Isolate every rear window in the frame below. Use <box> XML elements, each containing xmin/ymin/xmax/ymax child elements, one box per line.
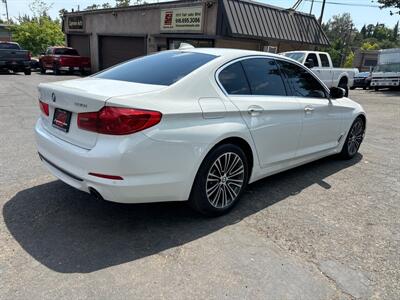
<box><xmin>94</xmin><ymin>51</ymin><xmax>217</xmax><ymax>86</ymax></box>
<box><xmin>54</xmin><ymin>48</ymin><xmax>79</xmax><ymax>56</ymax></box>
<box><xmin>0</xmin><ymin>43</ymin><xmax>20</xmax><ymax>50</ymax></box>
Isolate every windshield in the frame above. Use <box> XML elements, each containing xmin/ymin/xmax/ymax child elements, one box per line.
<box><xmin>283</xmin><ymin>52</ymin><xmax>306</xmax><ymax>63</ymax></box>
<box><xmin>0</xmin><ymin>43</ymin><xmax>20</xmax><ymax>50</ymax></box>
<box><xmin>95</xmin><ymin>51</ymin><xmax>217</xmax><ymax>86</ymax></box>
<box><xmin>54</xmin><ymin>48</ymin><xmax>79</xmax><ymax>56</ymax></box>
<box><xmin>374</xmin><ymin>63</ymin><xmax>400</xmax><ymax>73</ymax></box>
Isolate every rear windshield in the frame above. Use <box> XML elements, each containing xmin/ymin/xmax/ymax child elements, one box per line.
<box><xmin>94</xmin><ymin>51</ymin><xmax>217</xmax><ymax>86</ymax></box>
<box><xmin>0</xmin><ymin>43</ymin><xmax>20</xmax><ymax>50</ymax></box>
<box><xmin>54</xmin><ymin>48</ymin><xmax>79</xmax><ymax>56</ymax></box>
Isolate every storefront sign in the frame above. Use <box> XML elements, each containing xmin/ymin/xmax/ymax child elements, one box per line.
<box><xmin>68</xmin><ymin>16</ymin><xmax>84</xmax><ymax>30</ymax></box>
<box><xmin>160</xmin><ymin>6</ymin><xmax>203</xmax><ymax>32</ymax></box>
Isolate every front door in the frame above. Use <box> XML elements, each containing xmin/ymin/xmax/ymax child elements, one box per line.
<box><xmin>277</xmin><ymin>59</ymin><xmax>342</xmax><ymax>157</ymax></box>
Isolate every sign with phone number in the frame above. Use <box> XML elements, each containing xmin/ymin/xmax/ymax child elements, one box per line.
<box><xmin>160</xmin><ymin>6</ymin><xmax>203</xmax><ymax>32</ymax></box>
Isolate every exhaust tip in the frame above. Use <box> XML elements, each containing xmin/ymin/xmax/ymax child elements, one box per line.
<box><xmin>89</xmin><ymin>187</ymin><xmax>104</xmax><ymax>201</ymax></box>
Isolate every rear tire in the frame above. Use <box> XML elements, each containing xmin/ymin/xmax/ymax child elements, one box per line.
<box><xmin>24</xmin><ymin>69</ymin><xmax>31</xmax><ymax>75</ymax></box>
<box><xmin>340</xmin><ymin>117</ymin><xmax>365</xmax><ymax>160</ymax></box>
<box><xmin>189</xmin><ymin>144</ymin><xmax>249</xmax><ymax>216</ymax></box>
<box><xmin>374</xmin><ymin>87</ymin><xmax>380</xmax><ymax>91</ymax></box>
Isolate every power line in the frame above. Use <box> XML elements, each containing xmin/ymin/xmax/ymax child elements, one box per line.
<box><xmin>303</xmin><ymin>0</ymin><xmax>380</xmax><ymax>8</ymax></box>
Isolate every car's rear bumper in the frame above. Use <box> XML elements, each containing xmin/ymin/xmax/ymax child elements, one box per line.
<box><xmin>35</xmin><ymin>118</ymin><xmax>198</xmax><ymax>203</ymax></box>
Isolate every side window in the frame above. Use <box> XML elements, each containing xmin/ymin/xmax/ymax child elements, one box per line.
<box><xmin>219</xmin><ymin>62</ymin><xmax>251</xmax><ymax>95</ymax></box>
<box><xmin>306</xmin><ymin>53</ymin><xmax>319</xmax><ymax>67</ymax></box>
<box><xmin>46</xmin><ymin>48</ymin><xmax>52</xmax><ymax>55</ymax></box>
<box><xmin>277</xmin><ymin>60</ymin><xmax>327</xmax><ymax>98</ymax></box>
<box><xmin>241</xmin><ymin>58</ymin><xmax>287</xmax><ymax>96</ymax></box>
<box><xmin>319</xmin><ymin>54</ymin><xmax>330</xmax><ymax>67</ymax></box>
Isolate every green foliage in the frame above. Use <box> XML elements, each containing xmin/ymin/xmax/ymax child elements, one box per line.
<box><xmin>10</xmin><ymin>17</ymin><xmax>65</xmax><ymax>55</ymax></box>
<box><xmin>360</xmin><ymin>41</ymin><xmax>380</xmax><ymax>50</ymax></box>
<box><xmin>344</xmin><ymin>52</ymin><xmax>354</xmax><ymax>68</ymax></box>
<box><xmin>377</xmin><ymin>0</ymin><xmax>400</xmax><ymax>15</ymax></box>
<box><xmin>115</xmin><ymin>0</ymin><xmax>131</xmax><ymax>7</ymax></box>
<box><xmin>85</xmin><ymin>4</ymin><xmax>101</xmax><ymax>10</ymax></box>
<box><xmin>322</xmin><ymin>13</ymin><xmax>400</xmax><ymax>67</ymax></box>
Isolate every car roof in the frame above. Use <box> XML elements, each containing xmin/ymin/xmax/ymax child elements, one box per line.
<box><xmin>183</xmin><ymin>47</ymin><xmax>285</xmax><ymax>60</ymax></box>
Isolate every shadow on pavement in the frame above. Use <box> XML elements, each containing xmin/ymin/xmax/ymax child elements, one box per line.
<box><xmin>3</xmin><ymin>154</ymin><xmax>362</xmax><ymax>273</ymax></box>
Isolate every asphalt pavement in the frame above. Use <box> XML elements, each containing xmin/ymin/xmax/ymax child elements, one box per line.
<box><xmin>0</xmin><ymin>72</ymin><xmax>399</xmax><ymax>299</ymax></box>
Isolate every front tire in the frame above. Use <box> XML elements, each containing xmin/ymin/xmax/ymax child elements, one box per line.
<box><xmin>340</xmin><ymin>117</ymin><xmax>365</xmax><ymax>160</ymax></box>
<box><xmin>189</xmin><ymin>144</ymin><xmax>249</xmax><ymax>216</ymax></box>
<box><xmin>24</xmin><ymin>69</ymin><xmax>31</xmax><ymax>75</ymax></box>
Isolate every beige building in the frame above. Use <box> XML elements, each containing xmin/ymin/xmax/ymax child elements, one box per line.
<box><xmin>63</xmin><ymin>0</ymin><xmax>329</xmax><ymax>72</ymax></box>
<box><xmin>353</xmin><ymin>49</ymin><xmax>379</xmax><ymax>72</ymax></box>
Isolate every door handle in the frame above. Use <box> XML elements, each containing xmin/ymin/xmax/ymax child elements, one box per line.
<box><xmin>247</xmin><ymin>105</ymin><xmax>264</xmax><ymax>115</ymax></box>
<box><xmin>304</xmin><ymin>106</ymin><xmax>315</xmax><ymax>113</ymax></box>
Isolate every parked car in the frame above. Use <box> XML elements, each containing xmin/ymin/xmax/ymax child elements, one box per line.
<box><xmin>35</xmin><ymin>48</ymin><xmax>366</xmax><ymax>216</ymax></box>
<box><xmin>351</xmin><ymin>72</ymin><xmax>372</xmax><ymax>90</ymax></box>
<box><xmin>39</xmin><ymin>47</ymin><xmax>91</xmax><ymax>75</ymax></box>
<box><xmin>370</xmin><ymin>48</ymin><xmax>400</xmax><ymax>90</ymax></box>
<box><xmin>0</xmin><ymin>41</ymin><xmax>31</xmax><ymax>75</ymax></box>
<box><xmin>281</xmin><ymin>51</ymin><xmax>358</xmax><ymax>97</ymax></box>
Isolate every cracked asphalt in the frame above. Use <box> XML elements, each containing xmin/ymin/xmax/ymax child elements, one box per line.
<box><xmin>0</xmin><ymin>73</ymin><xmax>399</xmax><ymax>299</ymax></box>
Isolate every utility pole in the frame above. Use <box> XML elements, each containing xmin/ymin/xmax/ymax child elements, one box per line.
<box><xmin>318</xmin><ymin>0</ymin><xmax>326</xmax><ymax>24</ymax></box>
<box><xmin>309</xmin><ymin>0</ymin><xmax>315</xmax><ymax>15</ymax></box>
<box><xmin>2</xmin><ymin>0</ymin><xmax>9</xmax><ymax>23</ymax></box>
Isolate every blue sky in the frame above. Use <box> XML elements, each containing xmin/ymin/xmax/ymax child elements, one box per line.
<box><xmin>1</xmin><ymin>0</ymin><xmax>398</xmax><ymax>30</ymax></box>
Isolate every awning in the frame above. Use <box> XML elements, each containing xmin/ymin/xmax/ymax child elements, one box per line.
<box><xmin>220</xmin><ymin>0</ymin><xmax>330</xmax><ymax>46</ymax></box>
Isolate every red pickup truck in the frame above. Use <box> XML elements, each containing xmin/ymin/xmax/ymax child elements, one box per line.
<box><xmin>39</xmin><ymin>47</ymin><xmax>91</xmax><ymax>75</ymax></box>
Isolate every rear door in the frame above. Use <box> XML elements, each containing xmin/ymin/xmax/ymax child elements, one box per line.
<box><xmin>218</xmin><ymin>57</ymin><xmax>303</xmax><ymax>168</ymax></box>
<box><xmin>277</xmin><ymin>59</ymin><xmax>342</xmax><ymax>156</ymax></box>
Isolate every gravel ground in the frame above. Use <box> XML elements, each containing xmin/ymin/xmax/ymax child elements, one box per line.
<box><xmin>0</xmin><ymin>72</ymin><xmax>399</xmax><ymax>299</ymax></box>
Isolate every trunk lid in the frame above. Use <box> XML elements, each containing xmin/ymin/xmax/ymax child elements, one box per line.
<box><xmin>38</xmin><ymin>78</ymin><xmax>166</xmax><ymax>149</ymax></box>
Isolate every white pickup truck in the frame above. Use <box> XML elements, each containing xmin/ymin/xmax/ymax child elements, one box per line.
<box><xmin>281</xmin><ymin>51</ymin><xmax>358</xmax><ymax>96</ymax></box>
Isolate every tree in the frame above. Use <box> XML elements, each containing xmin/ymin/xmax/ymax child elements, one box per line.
<box><xmin>28</xmin><ymin>0</ymin><xmax>53</xmax><ymax>19</ymax></box>
<box><xmin>376</xmin><ymin>0</ymin><xmax>400</xmax><ymax>15</ymax></box>
<box><xmin>102</xmin><ymin>3</ymin><xmax>112</xmax><ymax>9</ymax></box>
<box><xmin>11</xmin><ymin>17</ymin><xmax>65</xmax><ymax>55</ymax></box>
<box><xmin>343</xmin><ymin>51</ymin><xmax>354</xmax><ymax>68</ymax></box>
<box><xmin>115</xmin><ymin>0</ymin><xmax>130</xmax><ymax>7</ymax></box>
<box><xmin>393</xmin><ymin>21</ymin><xmax>399</xmax><ymax>41</ymax></box>
<box><xmin>85</xmin><ymin>4</ymin><xmax>100</xmax><ymax>10</ymax></box>
<box><xmin>59</xmin><ymin>8</ymin><xmax>68</xmax><ymax>18</ymax></box>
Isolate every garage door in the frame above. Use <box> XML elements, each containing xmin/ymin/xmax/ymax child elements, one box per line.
<box><xmin>99</xmin><ymin>36</ymin><xmax>146</xmax><ymax>70</ymax></box>
<box><xmin>67</xmin><ymin>34</ymin><xmax>90</xmax><ymax>57</ymax></box>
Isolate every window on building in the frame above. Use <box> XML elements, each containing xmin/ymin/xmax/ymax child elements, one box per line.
<box><xmin>95</xmin><ymin>51</ymin><xmax>217</xmax><ymax>86</ymax></box>
<box><xmin>277</xmin><ymin>60</ymin><xmax>327</xmax><ymax>98</ymax></box>
<box><xmin>363</xmin><ymin>59</ymin><xmax>377</xmax><ymax>67</ymax></box>
<box><xmin>218</xmin><ymin>62</ymin><xmax>251</xmax><ymax>95</ymax></box>
<box><xmin>319</xmin><ymin>54</ymin><xmax>330</xmax><ymax>67</ymax></box>
<box><xmin>241</xmin><ymin>58</ymin><xmax>287</xmax><ymax>96</ymax></box>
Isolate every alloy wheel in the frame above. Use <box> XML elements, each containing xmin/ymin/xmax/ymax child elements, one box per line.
<box><xmin>347</xmin><ymin>119</ymin><xmax>364</xmax><ymax>156</ymax></box>
<box><xmin>206</xmin><ymin>152</ymin><xmax>245</xmax><ymax>208</ymax></box>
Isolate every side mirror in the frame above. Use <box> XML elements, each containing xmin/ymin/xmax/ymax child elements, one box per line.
<box><xmin>330</xmin><ymin>87</ymin><xmax>345</xmax><ymax>99</ymax></box>
<box><xmin>304</xmin><ymin>59</ymin><xmax>315</xmax><ymax>68</ymax></box>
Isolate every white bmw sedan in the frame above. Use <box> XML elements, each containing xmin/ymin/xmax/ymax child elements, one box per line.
<box><xmin>35</xmin><ymin>48</ymin><xmax>366</xmax><ymax>216</ymax></box>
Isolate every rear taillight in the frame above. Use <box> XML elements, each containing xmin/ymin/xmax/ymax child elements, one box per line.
<box><xmin>28</xmin><ymin>51</ymin><xmax>31</xmax><ymax>60</ymax></box>
<box><xmin>39</xmin><ymin>100</ymin><xmax>49</xmax><ymax>116</ymax></box>
<box><xmin>77</xmin><ymin>106</ymin><xmax>162</xmax><ymax>135</ymax></box>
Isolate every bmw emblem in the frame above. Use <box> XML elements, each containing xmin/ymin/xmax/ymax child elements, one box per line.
<box><xmin>52</xmin><ymin>93</ymin><xmax>56</xmax><ymax>102</ymax></box>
